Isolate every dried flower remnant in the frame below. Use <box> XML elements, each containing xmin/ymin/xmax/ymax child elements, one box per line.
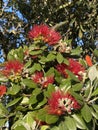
<box><xmin>47</xmin><ymin>90</ymin><xmax>81</xmax><ymax>115</ymax></box>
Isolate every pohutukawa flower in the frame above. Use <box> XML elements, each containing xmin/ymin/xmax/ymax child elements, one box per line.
<box><xmin>2</xmin><ymin>60</ymin><xmax>24</xmax><ymax>77</ymax></box>
<box><xmin>28</xmin><ymin>24</ymin><xmax>61</xmax><ymax>45</ymax></box>
<box><xmin>56</xmin><ymin>58</ymin><xmax>85</xmax><ymax>80</ymax></box>
<box><xmin>32</xmin><ymin>71</ymin><xmax>43</xmax><ymax>84</ymax></box>
<box><xmin>47</xmin><ymin>90</ymin><xmax>81</xmax><ymax>115</ymax></box>
<box><xmin>0</xmin><ymin>85</ymin><xmax>7</xmax><ymax>97</ymax></box>
<box><xmin>32</xmin><ymin>71</ymin><xmax>54</xmax><ymax>88</ymax></box>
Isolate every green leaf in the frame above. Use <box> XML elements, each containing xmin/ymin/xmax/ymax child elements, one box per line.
<box><xmin>29</xmin><ymin>50</ymin><xmax>42</xmax><ymax>55</ymax></box>
<box><xmin>64</xmin><ymin>116</ymin><xmax>76</xmax><ymax>130</ymax></box>
<box><xmin>22</xmin><ymin>79</ymin><xmax>37</xmax><ymax>88</ymax></box>
<box><xmin>60</xmin><ymin>78</ymin><xmax>71</xmax><ymax>91</ymax></box>
<box><xmin>7</xmin><ymin>85</ymin><xmax>20</xmax><ymax>95</ymax></box>
<box><xmin>23</xmin><ymin>112</ymin><xmax>34</xmax><ymax>126</ymax></box>
<box><xmin>21</xmin><ymin>97</ymin><xmax>29</xmax><ymax>105</ymax></box>
<box><xmin>56</xmin><ymin>53</ymin><xmax>64</xmax><ymax>63</ymax></box>
<box><xmin>37</xmin><ymin>108</ymin><xmax>47</xmax><ymax>121</ymax></box>
<box><xmin>6</xmin><ymin>97</ymin><xmax>22</xmax><ymax>108</ymax></box>
<box><xmin>63</xmin><ymin>58</ymin><xmax>69</xmax><ymax>65</ymax></box>
<box><xmin>7</xmin><ymin>49</ymin><xmax>16</xmax><ymax>60</ymax></box>
<box><xmin>58</xmin><ymin>120</ymin><xmax>68</xmax><ymax>130</ymax></box>
<box><xmin>47</xmin><ymin>53</ymin><xmax>56</xmax><ymax>61</ymax></box>
<box><xmin>14</xmin><ymin>125</ymin><xmax>27</xmax><ymax>130</ymax></box>
<box><xmin>36</xmin><ymin>97</ymin><xmax>47</xmax><ymax>108</ymax></box>
<box><xmin>7</xmin><ymin>47</ymin><xmax>24</xmax><ymax>62</ymax></box>
<box><xmin>17</xmin><ymin>47</ymin><xmax>24</xmax><ymax>61</ymax></box>
<box><xmin>39</xmin><ymin>56</ymin><xmax>48</xmax><ymax>64</ymax></box>
<box><xmin>66</xmin><ymin>70</ymin><xmax>80</xmax><ymax>82</ymax></box>
<box><xmin>90</xmin><ymin>107</ymin><xmax>98</xmax><ymax>119</ymax></box>
<box><xmin>29</xmin><ymin>63</ymin><xmax>42</xmax><ymax>73</ymax></box>
<box><xmin>41</xmin><ymin>125</ymin><xmax>49</xmax><ymax>130</ymax></box>
<box><xmin>91</xmin><ymin>87</ymin><xmax>98</xmax><ymax>97</ymax></box>
<box><xmin>81</xmin><ymin>104</ymin><xmax>92</xmax><ymax>122</ymax></box>
<box><xmin>79</xmin><ymin>29</ymin><xmax>83</xmax><ymax>38</ymax></box>
<box><xmin>71</xmin><ymin>47</ymin><xmax>82</xmax><ymax>56</ymax></box>
<box><xmin>92</xmin><ymin>104</ymin><xmax>98</xmax><ymax>113</ymax></box>
<box><xmin>0</xmin><ymin>103</ymin><xmax>9</xmax><ymax>115</ymax></box>
<box><xmin>44</xmin><ymin>84</ymin><xmax>55</xmax><ymax>98</ymax></box>
<box><xmin>93</xmin><ymin>49</ymin><xmax>98</xmax><ymax>57</ymax></box>
<box><xmin>72</xmin><ymin>114</ymin><xmax>87</xmax><ymax>129</ymax></box>
<box><xmin>24</xmin><ymin>60</ymin><xmax>32</xmax><ymax>68</ymax></box>
<box><xmin>0</xmin><ymin>119</ymin><xmax>7</xmax><ymax>127</ymax></box>
<box><xmin>45</xmin><ymin>114</ymin><xmax>58</xmax><ymax>124</ymax></box>
<box><xmin>45</xmin><ymin>67</ymin><xmax>54</xmax><ymax>76</ymax></box>
<box><xmin>79</xmin><ymin>58</ymin><xmax>87</xmax><ymax>68</ymax></box>
<box><xmin>69</xmin><ymin>91</ymin><xmax>83</xmax><ymax>104</ymax></box>
<box><xmin>50</xmin><ymin>126</ymin><xmax>59</xmax><ymax>130</ymax></box>
<box><xmin>72</xmin><ymin>83</ymin><xmax>83</xmax><ymax>91</ymax></box>
<box><xmin>29</xmin><ymin>88</ymin><xmax>41</xmax><ymax>105</ymax></box>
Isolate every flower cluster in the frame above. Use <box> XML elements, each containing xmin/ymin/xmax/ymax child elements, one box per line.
<box><xmin>28</xmin><ymin>24</ymin><xmax>61</xmax><ymax>45</ymax></box>
<box><xmin>32</xmin><ymin>71</ymin><xmax>54</xmax><ymax>88</ymax></box>
<box><xmin>47</xmin><ymin>90</ymin><xmax>81</xmax><ymax>115</ymax></box>
<box><xmin>2</xmin><ymin>60</ymin><xmax>23</xmax><ymax>77</ymax></box>
<box><xmin>56</xmin><ymin>58</ymin><xmax>85</xmax><ymax>80</ymax></box>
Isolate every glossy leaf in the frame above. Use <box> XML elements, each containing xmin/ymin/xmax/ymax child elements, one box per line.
<box><xmin>72</xmin><ymin>114</ymin><xmax>87</xmax><ymax>129</ymax></box>
<box><xmin>72</xmin><ymin>83</ymin><xmax>83</xmax><ymax>91</ymax></box>
<box><xmin>22</xmin><ymin>79</ymin><xmax>37</xmax><ymax>88</ymax></box>
<box><xmin>6</xmin><ymin>97</ymin><xmax>22</xmax><ymax>108</ymax></box>
<box><xmin>56</xmin><ymin>52</ymin><xmax>64</xmax><ymax>63</ymax></box>
<box><xmin>14</xmin><ymin>125</ymin><xmax>27</xmax><ymax>130</ymax></box>
<box><xmin>45</xmin><ymin>114</ymin><xmax>59</xmax><ymax>124</ymax></box>
<box><xmin>0</xmin><ymin>103</ymin><xmax>9</xmax><ymax>115</ymax></box>
<box><xmin>64</xmin><ymin>116</ymin><xmax>76</xmax><ymax>130</ymax></box>
<box><xmin>23</xmin><ymin>112</ymin><xmax>34</xmax><ymax>126</ymax></box>
<box><xmin>81</xmin><ymin>104</ymin><xmax>92</xmax><ymax>123</ymax></box>
<box><xmin>47</xmin><ymin>53</ymin><xmax>56</xmax><ymax>61</ymax></box>
<box><xmin>0</xmin><ymin>119</ymin><xmax>7</xmax><ymax>127</ymax></box>
<box><xmin>41</xmin><ymin>125</ymin><xmax>49</xmax><ymax>130</ymax></box>
<box><xmin>29</xmin><ymin>50</ymin><xmax>42</xmax><ymax>55</ymax></box>
<box><xmin>92</xmin><ymin>104</ymin><xmax>98</xmax><ymax>113</ymax></box>
<box><xmin>7</xmin><ymin>85</ymin><xmax>20</xmax><ymax>95</ymax></box>
<box><xmin>91</xmin><ymin>87</ymin><xmax>98</xmax><ymax>97</ymax></box>
<box><xmin>90</xmin><ymin>107</ymin><xmax>98</xmax><ymax>119</ymax></box>
<box><xmin>66</xmin><ymin>70</ymin><xmax>80</xmax><ymax>82</ymax></box>
<box><xmin>24</xmin><ymin>60</ymin><xmax>32</xmax><ymax>68</ymax></box>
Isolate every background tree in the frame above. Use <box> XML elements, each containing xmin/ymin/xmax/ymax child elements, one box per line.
<box><xmin>0</xmin><ymin>0</ymin><xmax>98</xmax><ymax>60</ymax></box>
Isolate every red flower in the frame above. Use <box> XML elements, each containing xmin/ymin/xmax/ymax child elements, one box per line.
<box><xmin>28</xmin><ymin>24</ymin><xmax>49</xmax><ymax>39</ymax></box>
<box><xmin>56</xmin><ymin>59</ymin><xmax>85</xmax><ymax>80</ymax></box>
<box><xmin>0</xmin><ymin>85</ymin><xmax>6</xmax><ymax>96</ymax></box>
<box><xmin>47</xmin><ymin>90</ymin><xmax>81</xmax><ymax>115</ymax></box>
<box><xmin>32</xmin><ymin>71</ymin><xmax>43</xmax><ymax>84</ymax></box>
<box><xmin>42</xmin><ymin>76</ymin><xmax>54</xmax><ymax>88</ymax></box>
<box><xmin>32</xmin><ymin>71</ymin><xmax>54</xmax><ymax>88</ymax></box>
<box><xmin>2</xmin><ymin>60</ymin><xmax>23</xmax><ymax>77</ymax></box>
<box><xmin>28</xmin><ymin>24</ymin><xmax>61</xmax><ymax>45</ymax></box>
<box><xmin>46</xmin><ymin>30</ymin><xmax>61</xmax><ymax>45</ymax></box>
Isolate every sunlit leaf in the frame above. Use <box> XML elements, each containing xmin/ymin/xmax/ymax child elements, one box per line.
<box><xmin>81</xmin><ymin>104</ymin><xmax>92</xmax><ymax>122</ymax></box>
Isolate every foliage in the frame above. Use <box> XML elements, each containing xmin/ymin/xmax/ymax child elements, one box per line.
<box><xmin>0</xmin><ymin>24</ymin><xmax>98</xmax><ymax>130</ymax></box>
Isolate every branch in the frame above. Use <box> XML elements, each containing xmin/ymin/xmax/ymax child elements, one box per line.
<box><xmin>52</xmin><ymin>21</ymin><xmax>68</xmax><ymax>30</ymax></box>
